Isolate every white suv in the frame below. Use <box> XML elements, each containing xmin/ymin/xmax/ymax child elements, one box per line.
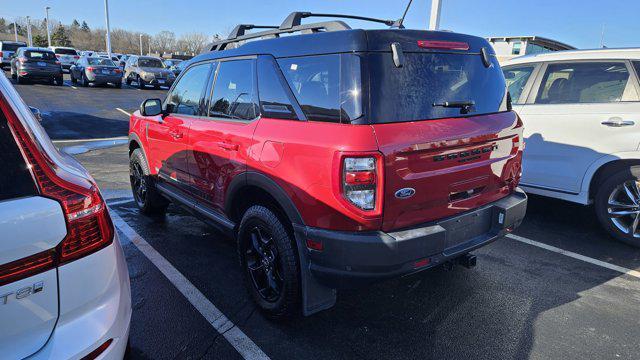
<box><xmin>48</xmin><ymin>46</ymin><xmax>80</xmax><ymax>71</ymax></box>
<box><xmin>503</xmin><ymin>48</ymin><xmax>640</xmax><ymax>246</ymax></box>
<box><xmin>0</xmin><ymin>71</ymin><xmax>131</xmax><ymax>357</ymax></box>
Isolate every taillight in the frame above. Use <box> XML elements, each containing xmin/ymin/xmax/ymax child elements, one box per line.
<box><xmin>55</xmin><ymin>61</ymin><xmax>61</xmax><ymax>65</ymax></box>
<box><xmin>0</xmin><ymin>250</ymin><xmax>56</xmax><ymax>286</ymax></box>
<box><xmin>0</xmin><ymin>94</ymin><xmax>113</xmax><ymax>274</ymax></box>
<box><xmin>86</xmin><ymin>66</ymin><xmax>97</xmax><ymax>72</ymax></box>
<box><xmin>114</xmin><ymin>69</ymin><xmax>122</xmax><ymax>74</ymax></box>
<box><xmin>73</xmin><ymin>55</ymin><xmax>80</xmax><ymax>59</ymax></box>
<box><xmin>0</xmin><ymin>51</ymin><xmax>3</xmax><ymax>58</ymax></box>
<box><xmin>338</xmin><ymin>154</ymin><xmax>384</xmax><ymax>215</ymax></box>
<box><xmin>417</xmin><ymin>40</ymin><xmax>470</xmax><ymax>50</ymax></box>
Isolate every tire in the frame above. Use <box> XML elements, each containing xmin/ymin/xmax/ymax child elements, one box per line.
<box><xmin>137</xmin><ymin>75</ymin><xmax>145</xmax><ymax>89</ymax></box>
<box><xmin>10</xmin><ymin>68</ymin><xmax>16</xmax><ymax>80</ymax></box>
<box><xmin>595</xmin><ymin>166</ymin><xmax>640</xmax><ymax>247</ymax></box>
<box><xmin>129</xmin><ymin>149</ymin><xmax>168</xmax><ymax>215</ymax></box>
<box><xmin>125</xmin><ymin>76</ymin><xmax>132</xmax><ymax>85</ymax></box>
<box><xmin>115</xmin><ymin>81</ymin><xmax>122</xmax><ymax>89</ymax></box>
<box><xmin>80</xmin><ymin>73</ymin><xmax>89</xmax><ymax>87</ymax></box>
<box><xmin>55</xmin><ymin>76</ymin><xmax>63</xmax><ymax>86</ymax></box>
<box><xmin>238</xmin><ymin>205</ymin><xmax>300</xmax><ymax>319</ymax></box>
<box><xmin>154</xmin><ymin>85</ymin><xmax>160</xmax><ymax>90</ymax></box>
<box><xmin>15</xmin><ymin>74</ymin><xmax>25</xmax><ymax>84</ymax></box>
<box><xmin>70</xmin><ymin>72</ymin><xmax>77</xmax><ymax>84</ymax></box>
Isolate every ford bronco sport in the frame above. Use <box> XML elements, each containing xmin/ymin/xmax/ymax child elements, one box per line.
<box><xmin>128</xmin><ymin>12</ymin><xmax>527</xmax><ymax>318</ymax></box>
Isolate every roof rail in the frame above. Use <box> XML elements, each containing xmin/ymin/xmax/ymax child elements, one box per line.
<box><xmin>209</xmin><ymin>20</ymin><xmax>351</xmax><ymax>51</ymax></box>
<box><xmin>280</xmin><ymin>12</ymin><xmax>403</xmax><ymax>29</ymax></box>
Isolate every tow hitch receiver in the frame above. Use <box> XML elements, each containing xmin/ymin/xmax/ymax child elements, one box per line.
<box><xmin>443</xmin><ymin>253</ymin><xmax>477</xmax><ymax>270</ymax></box>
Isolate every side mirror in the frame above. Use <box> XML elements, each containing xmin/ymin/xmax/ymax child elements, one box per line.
<box><xmin>29</xmin><ymin>106</ymin><xmax>43</xmax><ymax>122</ymax></box>
<box><xmin>140</xmin><ymin>98</ymin><xmax>163</xmax><ymax>117</ymax></box>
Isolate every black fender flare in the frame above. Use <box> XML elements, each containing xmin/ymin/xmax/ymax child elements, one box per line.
<box><xmin>225</xmin><ymin>171</ymin><xmax>305</xmax><ymax>226</ymax></box>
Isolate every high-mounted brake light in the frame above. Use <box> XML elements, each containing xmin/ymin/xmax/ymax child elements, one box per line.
<box><xmin>0</xmin><ymin>93</ymin><xmax>114</xmax><ymax>282</ymax></box>
<box><xmin>417</xmin><ymin>40</ymin><xmax>470</xmax><ymax>51</ymax></box>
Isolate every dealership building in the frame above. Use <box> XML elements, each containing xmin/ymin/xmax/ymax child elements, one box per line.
<box><xmin>486</xmin><ymin>35</ymin><xmax>575</xmax><ymax>63</ymax></box>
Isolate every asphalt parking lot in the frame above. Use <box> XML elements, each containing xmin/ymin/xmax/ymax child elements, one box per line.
<box><xmin>6</xmin><ymin>71</ymin><xmax>640</xmax><ymax>359</ymax></box>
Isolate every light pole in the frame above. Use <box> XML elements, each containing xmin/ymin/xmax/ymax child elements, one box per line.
<box><xmin>26</xmin><ymin>16</ymin><xmax>32</xmax><ymax>47</ymax></box>
<box><xmin>139</xmin><ymin>34</ymin><xmax>143</xmax><ymax>55</ymax></box>
<box><xmin>104</xmin><ymin>0</ymin><xmax>112</xmax><ymax>58</ymax></box>
<box><xmin>13</xmin><ymin>20</ymin><xmax>18</xmax><ymax>42</ymax></box>
<box><xmin>429</xmin><ymin>0</ymin><xmax>442</xmax><ymax>30</ymax></box>
<box><xmin>148</xmin><ymin>38</ymin><xmax>151</xmax><ymax>55</ymax></box>
<box><xmin>45</xmin><ymin>6</ymin><xmax>52</xmax><ymax>46</ymax></box>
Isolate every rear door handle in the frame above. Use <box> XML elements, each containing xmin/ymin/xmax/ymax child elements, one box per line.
<box><xmin>216</xmin><ymin>142</ymin><xmax>239</xmax><ymax>151</ymax></box>
<box><xmin>601</xmin><ymin>118</ymin><xmax>635</xmax><ymax>127</ymax></box>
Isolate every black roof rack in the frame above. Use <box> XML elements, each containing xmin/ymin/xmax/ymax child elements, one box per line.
<box><xmin>209</xmin><ymin>11</ymin><xmax>403</xmax><ymax>52</ymax></box>
<box><xmin>279</xmin><ymin>12</ymin><xmax>403</xmax><ymax>30</ymax></box>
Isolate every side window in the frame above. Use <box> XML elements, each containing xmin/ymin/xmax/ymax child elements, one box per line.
<box><xmin>166</xmin><ymin>63</ymin><xmax>212</xmax><ymax>116</ymax></box>
<box><xmin>209</xmin><ymin>59</ymin><xmax>258</xmax><ymax>121</ymax></box>
<box><xmin>277</xmin><ymin>54</ymin><xmax>362</xmax><ymax>123</ymax></box>
<box><xmin>503</xmin><ymin>65</ymin><xmax>535</xmax><ymax>104</ymax></box>
<box><xmin>633</xmin><ymin>61</ymin><xmax>640</xmax><ymax>80</ymax></box>
<box><xmin>535</xmin><ymin>62</ymin><xmax>639</xmax><ymax>104</ymax></box>
<box><xmin>257</xmin><ymin>56</ymin><xmax>298</xmax><ymax>120</ymax></box>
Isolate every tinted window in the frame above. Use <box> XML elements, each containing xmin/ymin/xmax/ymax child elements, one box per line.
<box><xmin>278</xmin><ymin>54</ymin><xmax>362</xmax><ymax>123</ymax></box>
<box><xmin>257</xmin><ymin>57</ymin><xmax>298</xmax><ymax>120</ymax></box>
<box><xmin>25</xmin><ymin>51</ymin><xmax>56</xmax><ymax>61</ymax></box>
<box><xmin>503</xmin><ymin>66</ymin><xmax>535</xmax><ymax>104</ymax></box>
<box><xmin>138</xmin><ymin>58</ymin><xmax>164</xmax><ymax>68</ymax></box>
<box><xmin>54</xmin><ymin>48</ymin><xmax>77</xmax><ymax>55</ymax></box>
<box><xmin>87</xmin><ymin>58</ymin><xmax>115</xmax><ymax>66</ymax></box>
<box><xmin>0</xmin><ymin>110</ymin><xmax>38</xmax><ymax>201</ymax></box>
<box><xmin>166</xmin><ymin>63</ymin><xmax>211</xmax><ymax>116</ymax></box>
<box><xmin>209</xmin><ymin>60</ymin><xmax>258</xmax><ymax>121</ymax></box>
<box><xmin>2</xmin><ymin>43</ymin><xmax>24</xmax><ymax>52</ymax></box>
<box><xmin>368</xmin><ymin>52</ymin><xmax>507</xmax><ymax>123</ymax></box>
<box><xmin>633</xmin><ymin>61</ymin><xmax>640</xmax><ymax>81</ymax></box>
<box><xmin>536</xmin><ymin>62</ymin><xmax>638</xmax><ymax>104</ymax></box>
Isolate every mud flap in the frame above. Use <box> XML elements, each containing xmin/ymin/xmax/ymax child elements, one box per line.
<box><xmin>293</xmin><ymin>225</ymin><xmax>337</xmax><ymax>316</ymax></box>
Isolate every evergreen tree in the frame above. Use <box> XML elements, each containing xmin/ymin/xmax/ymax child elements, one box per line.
<box><xmin>33</xmin><ymin>34</ymin><xmax>47</xmax><ymax>47</ymax></box>
<box><xmin>71</xmin><ymin>19</ymin><xmax>80</xmax><ymax>29</ymax></box>
<box><xmin>52</xmin><ymin>25</ymin><xmax>72</xmax><ymax>46</ymax></box>
<box><xmin>81</xmin><ymin>21</ymin><xmax>90</xmax><ymax>32</ymax></box>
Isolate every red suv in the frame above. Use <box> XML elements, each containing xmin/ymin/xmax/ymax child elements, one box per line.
<box><xmin>128</xmin><ymin>12</ymin><xmax>527</xmax><ymax>318</ymax></box>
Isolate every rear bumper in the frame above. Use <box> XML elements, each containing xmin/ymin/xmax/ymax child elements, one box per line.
<box><xmin>18</xmin><ymin>67</ymin><xmax>62</xmax><ymax>78</ymax></box>
<box><xmin>86</xmin><ymin>73</ymin><xmax>123</xmax><ymax>84</ymax></box>
<box><xmin>298</xmin><ymin>189</ymin><xmax>527</xmax><ymax>288</ymax></box>
<box><xmin>30</xmin><ymin>232</ymin><xmax>132</xmax><ymax>360</ymax></box>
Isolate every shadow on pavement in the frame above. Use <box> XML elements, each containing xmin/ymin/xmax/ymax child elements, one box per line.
<box><xmin>41</xmin><ymin>111</ymin><xmax>128</xmax><ymax>140</ymax></box>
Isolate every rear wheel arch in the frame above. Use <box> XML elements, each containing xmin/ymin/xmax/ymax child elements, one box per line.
<box><xmin>589</xmin><ymin>159</ymin><xmax>640</xmax><ymax>200</ymax></box>
<box><xmin>226</xmin><ymin>172</ymin><xmax>305</xmax><ymax>231</ymax></box>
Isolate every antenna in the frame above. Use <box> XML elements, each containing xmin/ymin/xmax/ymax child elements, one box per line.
<box><xmin>397</xmin><ymin>0</ymin><xmax>414</xmax><ymax>29</ymax></box>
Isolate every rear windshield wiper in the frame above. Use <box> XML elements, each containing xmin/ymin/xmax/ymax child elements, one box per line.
<box><xmin>432</xmin><ymin>100</ymin><xmax>475</xmax><ymax>114</ymax></box>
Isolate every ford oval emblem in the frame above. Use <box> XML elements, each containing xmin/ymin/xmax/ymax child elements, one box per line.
<box><xmin>395</xmin><ymin>188</ymin><xmax>416</xmax><ymax>199</ymax></box>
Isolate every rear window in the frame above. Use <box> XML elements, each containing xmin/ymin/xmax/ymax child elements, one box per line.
<box><xmin>139</xmin><ymin>58</ymin><xmax>164</xmax><ymax>68</ymax></box>
<box><xmin>0</xmin><ymin>110</ymin><xmax>38</xmax><ymax>201</ymax></box>
<box><xmin>2</xmin><ymin>43</ymin><xmax>24</xmax><ymax>52</ymax></box>
<box><xmin>367</xmin><ymin>52</ymin><xmax>507</xmax><ymax>123</ymax></box>
<box><xmin>87</xmin><ymin>58</ymin><xmax>115</xmax><ymax>66</ymax></box>
<box><xmin>25</xmin><ymin>51</ymin><xmax>56</xmax><ymax>61</ymax></box>
<box><xmin>54</xmin><ymin>48</ymin><xmax>77</xmax><ymax>55</ymax></box>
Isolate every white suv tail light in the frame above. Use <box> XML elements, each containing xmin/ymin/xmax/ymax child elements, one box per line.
<box><xmin>0</xmin><ymin>93</ymin><xmax>113</xmax><ymax>285</ymax></box>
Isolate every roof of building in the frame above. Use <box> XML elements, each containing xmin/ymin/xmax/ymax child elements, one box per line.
<box><xmin>486</xmin><ymin>35</ymin><xmax>575</xmax><ymax>50</ymax></box>
<box><xmin>503</xmin><ymin>47</ymin><xmax>640</xmax><ymax>65</ymax></box>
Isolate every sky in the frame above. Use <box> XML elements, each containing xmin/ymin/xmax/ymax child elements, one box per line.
<box><xmin>1</xmin><ymin>0</ymin><xmax>639</xmax><ymax>49</ymax></box>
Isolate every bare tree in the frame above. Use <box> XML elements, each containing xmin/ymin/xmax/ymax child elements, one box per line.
<box><xmin>176</xmin><ymin>32</ymin><xmax>210</xmax><ymax>54</ymax></box>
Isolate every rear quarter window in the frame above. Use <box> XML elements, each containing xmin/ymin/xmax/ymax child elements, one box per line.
<box><xmin>0</xmin><ymin>110</ymin><xmax>38</xmax><ymax>201</ymax></box>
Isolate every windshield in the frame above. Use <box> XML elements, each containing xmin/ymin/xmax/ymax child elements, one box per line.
<box><xmin>2</xmin><ymin>43</ymin><xmax>24</xmax><ymax>52</ymax></box>
<box><xmin>54</xmin><ymin>48</ymin><xmax>77</xmax><ymax>55</ymax></box>
<box><xmin>25</xmin><ymin>51</ymin><xmax>56</xmax><ymax>61</ymax></box>
<box><xmin>139</xmin><ymin>58</ymin><xmax>164</xmax><ymax>68</ymax></box>
<box><xmin>367</xmin><ymin>52</ymin><xmax>507</xmax><ymax>123</ymax></box>
<box><xmin>87</xmin><ymin>57</ymin><xmax>115</xmax><ymax>66</ymax></box>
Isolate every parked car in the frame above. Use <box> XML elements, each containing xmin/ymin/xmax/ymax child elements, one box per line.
<box><xmin>173</xmin><ymin>60</ymin><xmax>188</xmax><ymax>76</ymax></box>
<box><xmin>163</xmin><ymin>59</ymin><xmax>183</xmax><ymax>75</ymax></box>
<box><xmin>48</xmin><ymin>46</ymin><xmax>80</xmax><ymax>71</ymax></box>
<box><xmin>128</xmin><ymin>12</ymin><xmax>527</xmax><ymax>318</ymax></box>
<box><xmin>503</xmin><ymin>48</ymin><xmax>640</xmax><ymax>247</ymax></box>
<box><xmin>118</xmin><ymin>54</ymin><xmax>130</xmax><ymax>70</ymax></box>
<box><xmin>124</xmin><ymin>55</ymin><xmax>175</xmax><ymax>89</ymax></box>
<box><xmin>70</xmin><ymin>56</ymin><xmax>123</xmax><ymax>88</ymax></box>
<box><xmin>0</xmin><ymin>69</ymin><xmax>131</xmax><ymax>358</ymax></box>
<box><xmin>10</xmin><ymin>47</ymin><xmax>63</xmax><ymax>85</ymax></box>
<box><xmin>0</xmin><ymin>40</ymin><xmax>27</xmax><ymax>69</ymax></box>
